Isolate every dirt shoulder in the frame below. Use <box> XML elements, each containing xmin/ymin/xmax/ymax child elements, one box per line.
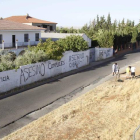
<box><xmin>2</xmin><ymin>63</ymin><xmax>140</xmax><ymax>140</ymax></box>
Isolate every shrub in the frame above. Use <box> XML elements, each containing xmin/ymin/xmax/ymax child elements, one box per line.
<box><xmin>0</xmin><ymin>53</ymin><xmax>15</xmax><ymax>72</ymax></box>
<box><xmin>29</xmin><ymin>39</ymin><xmax>64</xmax><ymax>60</ymax></box>
<box><xmin>57</xmin><ymin>35</ymin><xmax>88</xmax><ymax>52</ymax></box>
<box><xmin>14</xmin><ymin>50</ymin><xmax>48</xmax><ymax>68</ymax></box>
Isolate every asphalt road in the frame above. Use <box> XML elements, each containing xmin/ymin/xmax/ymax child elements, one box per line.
<box><xmin>0</xmin><ymin>50</ymin><xmax>140</xmax><ymax>137</ymax></box>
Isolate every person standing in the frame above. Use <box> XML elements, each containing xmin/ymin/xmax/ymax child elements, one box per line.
<box><xmin>131</xmin><ymin>66</ymin><xmax>136</xmax><ymax>78</ymax></box>
<box><xmin>112</xmin><ymin>63</ymin><xmax>116</xmax><ymax>76</ymax></box>
<box><xmin>126</xmin><ymin>66</ymin><xmax>131</xmax><ymax>79</ymax></box>
<box><xmin>115</xmin><ymin>63</ymin><xmax>120</xmax><ymax>74</ymax></box>
<box><xmin>114</xmin><ymin>63</ymin><xmax>120</xmax><ymax>80</ymax></box>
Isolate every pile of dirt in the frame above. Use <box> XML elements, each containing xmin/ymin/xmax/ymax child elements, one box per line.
<box><xmin>2</xmin><ymin>76</ymin><xmax>140</xmax><ymax>140</ymax></box>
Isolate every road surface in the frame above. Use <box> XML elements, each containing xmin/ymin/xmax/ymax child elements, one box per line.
<box><xmin>0</xmin><ymin>50</ymin><xmax>140</xmax><ymax>138</ymax></box>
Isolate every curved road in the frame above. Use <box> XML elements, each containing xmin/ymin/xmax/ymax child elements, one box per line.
<box><xmin>0</xmin><ymin>50</ymin><xmax>140</xmax><ymax>138</ymax></box>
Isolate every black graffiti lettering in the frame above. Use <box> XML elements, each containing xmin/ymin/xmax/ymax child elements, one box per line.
<box><xmin>32</xmin><ymin>66</ymin><xmax>36</xmax><ymax>77</ymax></box>
<box><xmin>69</xmin><ymin>53</ymin><xmax>84</xmax><ymax>68</ymax></box>
<box><xmin>7</xmin><ymin>76</ymin><xmax>10</xmax><ymax>80</ymax></box>
<box><xmin>24</xmin><ymin>68</ymin><xmax>29</xmax><ymax>81</ymax></box>
<box><xmin>48</xmin><ymin>61</ymin><xmax>65</xmax><ymax>69</ymax></box>
<box><xmin>0</xmin><ymin>75</ymin><xmax>10</xmax><ymax>82</ymax></box>
<box><xmin>20</xmin><ymin>69</ymin><xmax>25</xmax><ymax>84</ymax></box>
<box><xmin>28</xmin><ymin>66</ymin><xmax>35</xmax><ymax>78</ymax></box>
<box><xmin>36</xmin><ymin>65</ymin><xmax>40</xmax><ymax>75</ymax></box>
<box><xmin>20</xmin><ymin>63</ymin><xmax>46</xmax><ymax>84</ymax></box>
<box><xmin>29</xmin><ymin>67</ymin><xmax>32</xmax><ymax>78</ymax></box>
<box><xmin>3</xmin><ymin>76</ymin><xmax>6</xmax><ymax>81</ymax></box>
<box><xmin>40</xmin><ymin>63</ymin><xmax>45</xmax><ymax>76</ymax></box>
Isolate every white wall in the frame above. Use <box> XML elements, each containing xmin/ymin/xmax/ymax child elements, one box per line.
<box><xmin>0</xmin><ymin>50</ymin><xmax>90</xmax><ymax>93</ymax></box>
<box><xmin>0</xmin><ymin>48</ymin><xmax>113</xmax><ymax>93</ymax></box>
<box><xmin>0</xmin><ymin>31</ymin><xmax>41</xmax><ymax>48</ymax></box>
<box><xmin>95</xmin><ymin>47</ymin><xmax>113</xmax><ymax>61</ymax></box>
<box><xmin>0</xmin><ymin>69</ymin><xmax>20</xmax><ymax>93</ymax></box>
<box><xmin>83</xmin><ymin>34</ymin><xmax>91</xmax><ymax>47</ymax></box>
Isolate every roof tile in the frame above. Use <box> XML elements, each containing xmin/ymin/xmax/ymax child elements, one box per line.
<box><xmin>5</xmin><ymin>16</ymin><xmax>57</xmax><ymax>24</ymax></box>
<box><xmin>0</xmin><ymin>19</ymin><xmax>45</xmax><ymax>30</ymax></box>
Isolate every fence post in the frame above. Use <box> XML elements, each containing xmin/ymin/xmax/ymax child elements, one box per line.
<box><xmin>2</xmin><ymin>40</ymin><xmax>4</xmax><ymax>50</ymax></box>
<box><xmin>16</xmin><ymin>40</ymin><xmax>18</xmax><ymax>49</ymax></box>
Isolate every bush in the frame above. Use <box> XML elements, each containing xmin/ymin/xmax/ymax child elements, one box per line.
<box><xmin>57</xmin><ymin>35</ymin><xmax>88</xmax><ymax>52</ymax></box>
<box><xmin>14</xmin><ymin>50</ymin><xmax>48</xmax><ymax>68</ymax></box>
<box><xmin>0</xmin><ymin>53</ymin><xmax>15</xmax><ymax>72</ymax></box>
<box><xmin>30</xmin><ymin>36</ymin><xmax>88</xmax><ymax>60</ymax></box>
<box><xmin>29</xmin><ymin>39</ymin><xmax>63</xmax><ymax>60</ymax></box>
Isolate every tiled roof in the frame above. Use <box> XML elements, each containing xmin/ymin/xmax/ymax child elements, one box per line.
<box><xmin>5</xmin><ymin>15</ymin><xmax>57</xmax><ymax>24</ymax></box>
<box><xmin>0</xmin><ymin>19</ymin><xmax>45</xmax><ymax>30</ymax></box>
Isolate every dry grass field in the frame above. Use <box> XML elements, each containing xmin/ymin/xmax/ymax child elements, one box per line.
<box><xmin>2</xmin><ymin>64</ymin><xmax>140</xmax><ymax>140</ymax></box>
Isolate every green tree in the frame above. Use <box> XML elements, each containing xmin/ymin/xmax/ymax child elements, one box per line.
<box><xmin>97</xmin><ymin>30</ymin><xmax>114</xmax><ymax>48</ymax></box>
<box><xmin>57</xmin><ymin>35</ymin><xmax>88</xmax><ymax>52</ymax></box>
<box><xmin>131</xmin><ymin>27</ymin><xmax>138</xmax><ymax>43</ymax></box>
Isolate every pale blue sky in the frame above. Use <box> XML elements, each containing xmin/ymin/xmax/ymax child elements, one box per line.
<box><xmin>0</xmin><ymin>0</ymin><xmax>140</xmax><ymax>27</ymax></box>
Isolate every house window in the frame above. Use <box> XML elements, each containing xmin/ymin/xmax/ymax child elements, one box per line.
<box><xmin>35</xmin><ymin>33</ymin><xmax>39</xmax><ymax>41</ymax></box>
<box><xmin>0</xmin><ymin>34</ymin><xmax>2</xmax><ymax>44</ymax></box>
<box><xmin>24</xmin><ymin>34</ymin><xmax>29</xmax><ymax>42</ymax></box>
<box><xmin>43</xmin><ymin>25</ymin><xmax>47</xmax><ymax>28</ymax></box>
<box><xmin>50</xmin><ymin>26</ymin><xmax>53</xmax><ymax>31</ymax></box>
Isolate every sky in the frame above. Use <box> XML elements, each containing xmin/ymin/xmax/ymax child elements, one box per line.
<box><xmin>0</xmin><ymin>0</ymin><xmax>140</xmax><ymax>28</ymax></box>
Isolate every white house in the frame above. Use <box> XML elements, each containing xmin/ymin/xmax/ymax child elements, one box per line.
<box><xmin>41</xmin><ymin>33</ymin><xmax>92</xmax><ymax>47</ymax></box>
<box><xmin>0</xmin><ymin>19</ymin><xmax>44</xmax><ymax>49</ymax></box>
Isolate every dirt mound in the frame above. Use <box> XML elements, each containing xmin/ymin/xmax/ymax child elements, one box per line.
<box><xmin>2</xmin><ymin>77</ymin><xmax>140</xmax><ymax>140</ymax></box>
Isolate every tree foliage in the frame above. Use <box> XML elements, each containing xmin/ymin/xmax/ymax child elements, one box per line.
<box><xmin>97</xmin><ymin>30</ymin><xmax>114</xmax><ymax>48</ymax></box>
<box><xmin>29</xmin><ymin>36</ymin><xmax>88</xmax><ymax>60</ymax></box>
<box><xmin>57</xmin><ymin>35</ymin><xmax>88</xmax><ymax>52</ymax></box>
<box><xmin>79</xmin><ymin>14</ymin><xmax>139</xmax><ymax>48</ymax></box>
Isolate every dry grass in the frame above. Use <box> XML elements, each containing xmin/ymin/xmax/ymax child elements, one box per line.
<box><xmin>2</xmin><ymin>65</ymin><xmax>140</xmax><ymax>140</ymax></box>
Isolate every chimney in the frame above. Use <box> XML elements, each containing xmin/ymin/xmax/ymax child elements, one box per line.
<box><xmin>26</xmin><ymin>13</ymin><xmax>29</xmax><ymax>19</ymax></box>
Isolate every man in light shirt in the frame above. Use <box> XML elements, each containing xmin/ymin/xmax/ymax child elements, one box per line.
<box><xmin>112</xmin><ymin>63</ymin><xmax>116</xmax><ymax>76</ymax></box>
<box><xmin>131</xmin><ymin>66</ymin><xmax>136</xmax><ymax>78</ymax></box>
<box><xmin>115</xmin><ymin>63</ymin><xmax>120</xmax><ymax>74</ymax></box>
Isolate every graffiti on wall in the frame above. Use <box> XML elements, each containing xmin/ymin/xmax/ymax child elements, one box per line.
<box><xmin>99</xmin><ymin>50</ymin><xmax>104</xmax><ymax>59</ymax></box>
<box><xmin>104</xmin><ymin>49</ymin><xmax>111</xmax><ymax>58</ymax></box>
<box><xmin>0</xmin><ymin>76</ymin><xmax>10</xmax><ymax>82</ymax></box>
<box><xmin>69</xmin><ymin>53</ymin><xmax>84</xmax><ymax>68</ymax></box>
<box><xmin>20</xmin><ymin>63</ymin><xmax>45</xmax><ymax>84</ymax></box>
<box><xmin>48</xmin><ymin>61</ymin><xmax>65</xmax><ymax>69</ymax></box>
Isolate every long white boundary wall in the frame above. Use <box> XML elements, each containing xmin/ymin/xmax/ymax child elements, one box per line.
<box><xmin>0</xmin><ymin>48</ymin><xmax>113</xmax><ymax>93</ymax></box>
